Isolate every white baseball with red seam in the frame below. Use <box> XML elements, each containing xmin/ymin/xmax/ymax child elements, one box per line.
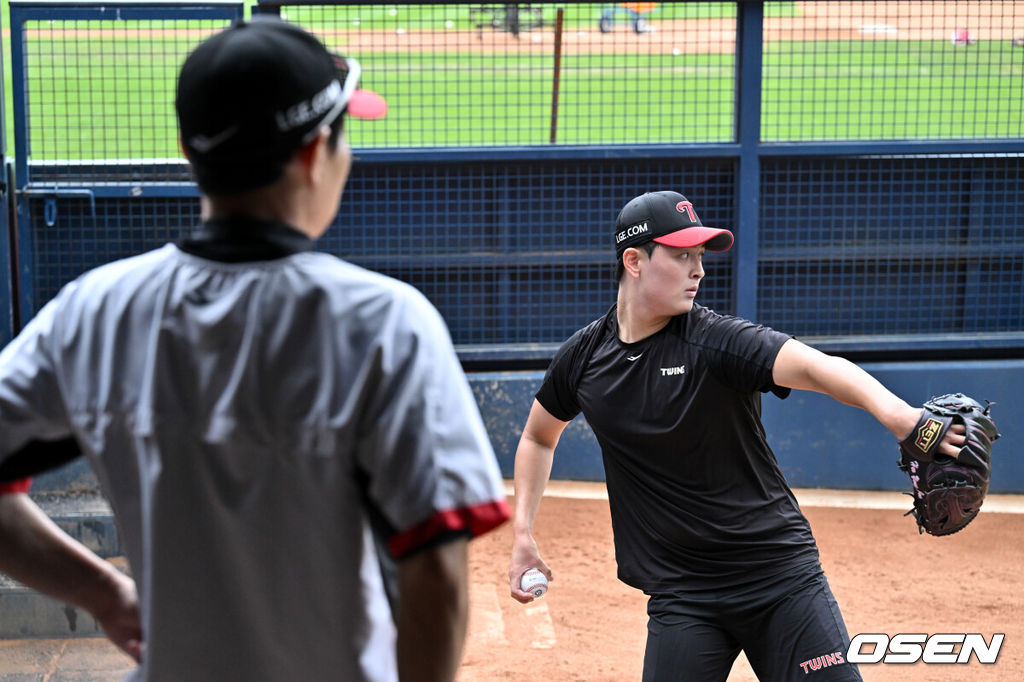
<box><xmin>520</xmin><ymin>568</ymin><xmax>548</xmax><ymax>598</ymax></box>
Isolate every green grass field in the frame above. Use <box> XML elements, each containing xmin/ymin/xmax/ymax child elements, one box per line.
<box><xmin>2</xmin><ymin>2</ymin><xmax>1022</xmax><ymax>160</ymax></box>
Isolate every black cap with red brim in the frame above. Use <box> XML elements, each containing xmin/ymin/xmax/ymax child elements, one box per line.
<box><xmin>614</xmin><ymin>191</ymin><xmax>734</xmax><ymax>257</ymax></box>
<box><xmin>177</xmin><ymin>16</ymin><xmax>386</xmax><ymax>178</ymax></box>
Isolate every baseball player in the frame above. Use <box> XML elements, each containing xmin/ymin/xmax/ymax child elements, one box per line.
<box><xmin>507</xmin><ymin>191</ymin><xmax>966</xmax><ymax>681</ymax></box>
<box><xmin>0</xmin><ymin>17</ymin><xmax>509</xmax><ymax>682</ymax></box>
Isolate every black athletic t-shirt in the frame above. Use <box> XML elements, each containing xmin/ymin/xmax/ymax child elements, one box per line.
<box><xmin>536</xmin><ymin>304</ymin><xmax>820</xmax><ymax>594</ymax></box>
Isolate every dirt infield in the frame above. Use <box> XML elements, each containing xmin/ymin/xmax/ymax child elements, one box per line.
<box><xmin>461</xmin><ymin>492</ymin><xmax>1024</xmax><ymax>681</ymax></box>
<box><xmin>1</xmin><ymin>489</ymin><xmax>1020</xmax><ymax>679</ymax></box>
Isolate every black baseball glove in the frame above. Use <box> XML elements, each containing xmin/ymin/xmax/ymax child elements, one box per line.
<box><xmin>897</xmin><ymin>393</ymin><xmax>999</xmax><ymax>536</ymax></box>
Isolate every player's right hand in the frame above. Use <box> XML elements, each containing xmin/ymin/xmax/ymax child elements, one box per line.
<box><xmin>94</xmin><ymin>565</ymin><xmax>143</xmax><ymax>662</ymax></box>
<box><xmin>508</xmin><ymin>536</ymin><xmax>552</xmax><ymax>603</ymax></box>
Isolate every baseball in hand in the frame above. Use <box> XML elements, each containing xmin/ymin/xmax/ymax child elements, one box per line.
<box><xmin>520</xmin><ymin>568</ymin><xmax>548</xmax><ymax>598</ymax></box>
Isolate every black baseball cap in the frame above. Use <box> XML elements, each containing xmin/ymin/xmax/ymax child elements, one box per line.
<box><xmin>176</xmin><ymin>16</ymin><xmax>386</xmax><ymax>193</ymax></box>
<box><xmin>613</xmin><ymin>191</ymin><xmax>734</xmax><ymax>257</ymax></box>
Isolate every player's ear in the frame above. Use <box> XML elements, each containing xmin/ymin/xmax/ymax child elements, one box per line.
<box><xmin>622</xmin><ymin>247</ymin><xmax>645</xmax><ymax>279</ymax></box>
<box><xmin>294</xmin><ymin>126</ymin><xmax>330</xmax><ymax>185</ymax></box>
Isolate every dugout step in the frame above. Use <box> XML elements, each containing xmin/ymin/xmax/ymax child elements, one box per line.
<box><xmin>0</xmin><ymin>490</ymin><xmax>125</xmax><ymax>639</ymax></box>
<box><xmin>0</xmin><ymin>559</ymin><xmax>129</xmax><ymax>639</ymax></box>
<box><xmin>0</xmin><ymin>548</ymin><xmax>130</xmax><ymax>640</ymax></box>
<box><xmin>32</xmin><ymin>489</ymin><xmax>121</xmax><ymax>559</ymax></box>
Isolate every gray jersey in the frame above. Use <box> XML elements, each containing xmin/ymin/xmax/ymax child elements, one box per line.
<box><xmin>0</xmin><ymin>229</ymin><xmax>508</xmax><ymax>681</ymax></box>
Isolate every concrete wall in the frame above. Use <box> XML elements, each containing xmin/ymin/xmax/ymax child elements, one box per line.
<box><xmin>469</xmin><ymin>359</ymin><xmax>1024</xmax><ymax>493</ymax></box>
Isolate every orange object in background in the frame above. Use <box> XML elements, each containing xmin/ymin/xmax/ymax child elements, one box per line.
<box><xmin>619</xmin><ymin>2</ymin><xmax>657</xmax><ymax>14</ymax></box>
<box><xmin>599</xmin><ymin>2</ymin><xmax>657</xmax><ymax>33</ymax></box>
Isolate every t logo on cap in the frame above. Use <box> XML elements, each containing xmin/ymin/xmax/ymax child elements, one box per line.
<box><xmin>675</xmin><ymin>201</ymin><xmax>696</xmax><ymax>222</ymax></box>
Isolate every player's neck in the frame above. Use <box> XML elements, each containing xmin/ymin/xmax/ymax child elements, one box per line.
<box><xmin>200</xmin><ymin>191</ymin><xmax>324</xmax><ymax>240</ymax></box>
<box><xmin>616</xmin><ymin>288</ymin><xmax>671</xmax><ymax>343</ymax></box>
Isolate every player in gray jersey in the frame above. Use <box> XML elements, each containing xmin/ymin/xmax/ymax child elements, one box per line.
<box><xmin>0</xmin><ymin>17</ymin><xmax>508</xmax><ymax>682</ymax></box>
<box><xmin>507</xmin><ymin>190</ymin><xmax>965</xmax><ymax>681</ymax></box>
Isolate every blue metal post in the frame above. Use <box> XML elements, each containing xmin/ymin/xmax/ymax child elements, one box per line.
<box><xmin>9</xmin><ymin>6</ymin><xmax>35</xmax><ymax>327</ymax></box>
<box><xmin>7</xmin><ymin>1</ymin><xmax>244</xmax><ymax>329</ymax></box>
<box><xmin>0</xmin><ymin>33</ymin><xmax>12</xmax><ymax>344</ymax></box>
<box><xmin>733</xmin><ymin>0</ymin><xmax>764</xmax><ymax>321</ymax></box>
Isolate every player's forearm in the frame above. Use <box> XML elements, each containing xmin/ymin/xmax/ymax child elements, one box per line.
<box><xmin>775</xmin><ymin>340</ymin><xmax>917</xmax><ymax>438</ymax></box>
<box><xmin>798</xmin><ymin>354</ymin><xmax>915</xmax><ymax>437</ymax></box>
<box><xmin>823</xmin><ymin>359</ymin><xmax>917</xmax><ymax>435</ymax></box>
<box><xmin>395</xmin><ymin>538</ymin><xmax>469</xmax><ymax>682</ymax></box>
<box><xmin>511</xmin><ymin>401</ymin><xmax>567</xmax><ymax>539</ymax></box>
<box><xmin>512</xmin><ymin>434</ymin><xmax>555</xmax><ymax>537</ymax></box>
<box><xmin>0</xmin><ymin>493</ymin><xmax>124</xmax><ymax>613</ymax></box>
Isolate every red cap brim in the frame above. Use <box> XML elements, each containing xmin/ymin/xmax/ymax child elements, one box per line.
<box><xmin>653</xmin><ymin>227</ymin><xmax>734</xmax><ymax>252</ymax></box>
<box><xmin>349</xmin><ymin>89</ymin><xmax>388</xmax><ymax>120</ymax></box>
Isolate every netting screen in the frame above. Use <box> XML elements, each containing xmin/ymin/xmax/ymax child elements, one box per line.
<box><xmin>267</xmin><ymin>2</ymin><xmax>738</xmax><ymax>147</ymax></box>
<box><xmin>758</xmin><ymin>155</ymin><xmax>1024</xmax><ymax>335</ymax></box>
<box><xmin>761</xmin><ymin>0</ymin><xmax>1024</xmax><ymax>140</ymax></box>
<box><xmin>17</xmin><ymin>18</ymin><xmax>232</xmax><ymax>165</ymax></box>
<box><xmin>324</xmin><ymin>157</ymin><xmax>737</xmax><ymax>344</ymax></box>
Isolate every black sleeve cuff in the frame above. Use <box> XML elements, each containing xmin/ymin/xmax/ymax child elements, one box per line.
<box><xmin>0</xmin><ymin>437</ymin><xmax>82</xmax><ymax>482</ymax></box>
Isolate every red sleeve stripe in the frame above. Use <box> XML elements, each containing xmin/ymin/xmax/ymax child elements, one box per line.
<box><xmin>389</xmin><ymin>499</ymin><xmax>510</xmax><ymax>558</ymax></box>
<box><xmin>0</xmin><ymin>478</ymin><xmax>33</xmax><ymax>494</ymax></box>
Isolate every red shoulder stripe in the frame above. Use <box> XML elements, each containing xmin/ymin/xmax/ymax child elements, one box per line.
<box><xmin>389</xmin><ymin>499</ymin><xmax>510</xmax><ymax>559</ymax></box>
<box><xmin>0</xmin><ymin>478</ymin><xmax>33</xmax><ymax>494</ymax></box>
